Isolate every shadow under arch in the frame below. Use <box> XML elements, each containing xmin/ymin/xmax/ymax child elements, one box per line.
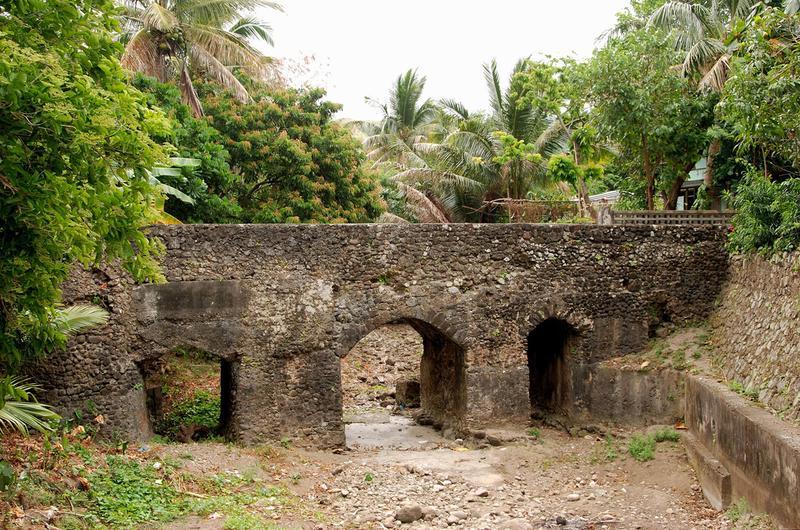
<box><xmin>527</xmin><ymin>317</ymin><xmax>578</xmax><ymax>415</ymax></box>
<box><xmin>340</xmin><ymin>316</ymin><xmax>467</xmax><ymax>431</ymax></box>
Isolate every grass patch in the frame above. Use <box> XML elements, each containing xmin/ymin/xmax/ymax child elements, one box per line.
<box><xmin>728</xmin><ymin>381</ymin><xmax>760</xmax><ymax>402</ymax></box>
<box><xmin>628</xmin><ymin>435</ymin><xmax>656</xmax><ymax>462</ymax></box>
<box><xmin>627</xmin><ymin>428</ymin><xmax>682</xmax><ymax>462</ymax></box>
<box><xmin>526</xmin><ymin>428</ymin><xmax>541</xmax><ymax>440</ymax></box>
<box><xmin>653</xmin><ymin>428</ymin><xmax>680</xmax><ymax>443</ymax></box>
<box><xmin>89</xmin><ymin>456</ymin><xmax>185</xmax><ymax>527</ymax></box>
<box><xmin>604</xmin><ymin>434</ymin><xmax>618</xmax><ymax>462</ymax></box>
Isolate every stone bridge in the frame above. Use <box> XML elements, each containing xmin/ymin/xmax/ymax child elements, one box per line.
<box><xmin>40</xmin><ymin>224</ymin><xmax>729</xmax><ymax>447</ymax></box>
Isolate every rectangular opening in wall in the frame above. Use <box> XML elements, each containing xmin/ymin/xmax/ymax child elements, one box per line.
<box><xmin>140</xmin><ymin>347</ymin><xmax>232</xmax><ymax>442</ymax></box>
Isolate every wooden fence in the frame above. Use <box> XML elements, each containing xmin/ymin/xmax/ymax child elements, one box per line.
<box><xmin>604</xmin><ymin>210</ymin><xmax>735</xmax><ymax>226</ymax></box>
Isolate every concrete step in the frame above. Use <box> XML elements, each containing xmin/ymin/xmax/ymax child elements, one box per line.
<box><xmin>684</xmin><ymin>430</ymin><xmax>732</xmax><ymax>510</ymax></box>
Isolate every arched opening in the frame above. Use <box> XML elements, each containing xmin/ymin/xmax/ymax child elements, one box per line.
<box><xmin>139</xmin><ymin>347</ymin><xmax>236</xmax><ymax>442</ymax></box>
<box><xmin>340</xmin><ymin>319</ymin><xmax>466</xmax><ymax>448</ymax></box>
<box><xmin>527</xmin><ymin>318</ymin><xmax>576</xmax><ymax>414</ymax></box>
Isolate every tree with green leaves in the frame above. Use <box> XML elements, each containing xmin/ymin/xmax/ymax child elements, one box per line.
<box><xmin>394</xmin><ymin>59</ymin><xmax>569</xmax><ymax>222</ymax></box>
<box><xmin>718</xmin><ymin>7</ymin><xmax>800</xmax><ymax>175</ymax></box>
<box><xmin>0</xmin><ymin>0</ymin><xmax>167</xmax><ymax>368</ymax></box>
<box><xmin>647</xmin><ymin>0</ymin><xmax>789</xmax><ymax>207</ymax></box>
<box><xmin>361</xmin><ymin>69</ymin><xmax>437</xmax><ymax>170</ymax></box>
<box><xmin>133</xmin><ymin>75</ymin><xmax>243</xmax><ymax>223</ymax></box>
<box><xmin>586</xmin><ymin>29</ymin><xmax>715</xmax><ymax>209</ymax></box>
<box><xmin>201</xmin><ymin>82</ymin><xmax>384</xmax><ymax>223</ymax></box>
<box><xmin>119</xmin><ymin>0</ymin><xmax>281</xmax><ymax>117</ymax></box>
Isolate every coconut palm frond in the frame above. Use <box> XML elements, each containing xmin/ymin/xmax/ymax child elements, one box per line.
<box><xmin>649</xmin><ymin>1</ymin><xmax>710</xmax><ymax>43</ymax></box>
<box><xmin>51</xmin><ymin>305</ymin><xmax>109</xmax><ymax>335</ymax></box>
<box><xmin>395</xmin><ymin>168</ymin><xmax>483</xmax><ymax>193</ymax></box>
<box><xmin>185</xmin><ymin>25</ymin><xmax>265</xmax><ymax>71</ymax></box>
<box><xmin>376</xmin><ymin>213</ymin><xmax>411</xmax><ymax>224</ymax></box>
<box><xmin>179</xmin><ymin>64</ymin><xmax>205</xmax><ymax>117</ymax></box>
<box><xmin>732</xmin><ymin>0</ymin><xmax>761</xmax><ymax>19</ymax></box>
<box><xmin>229</xmin><ymin>16</ymin><xmax>274</xmax><ymax>46</ymax></box>
<box><xmin>0</xmin><ymin>378</ymin><xmax>59</xmax><ymax>435</ymax></box>
<box><xmin>120</xmin><ymin>30</ymin><xmax>169</xmax><ymax>82</ymax></box>
<box><xmin>535</xmin><ymin>120</ymin><xmax>570</xmax><ymax>158</ymax></box>
<box><xmin>398</xmin><ymin>184</ymin><xmax>450</xmax><ymax>224</ymax></box>
<box><xmin>682</xmin><ymin>37</ymin><xmax>727</xmax><ymax>77</ymax></box>
<box><xmin>188</xmin><ymin>44</ymin><xmax>251</xmax><ymax>103</ymax></box>
<box><xmin>483</xmin><ymin>60</ymin><xmax>505</xmax><ymax>119</ymax></box>
<box><xmin>175</xmin><ymin>0</ymin><xmax>283</xmax><ymax>26</ymax></box>
<box><xmin>439</xmin><ymin>99</ymin><xmax>471</xmax><ymax>120</ymax></box>
<box><xmin>699</xmin><ymin>53</ymin><xmax>730</xmax><ymax>91</ymax></box>
<box><xmin>143</xmin><ymin>1</ymin><xmax>179</xmax><ymax>31</ymax></box>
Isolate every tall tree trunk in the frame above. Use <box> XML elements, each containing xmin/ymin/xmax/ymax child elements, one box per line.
<box><xmin>573</xmin><ymin>141</ymin><xmax>594</xmax><ymax>219</ymax></box>
<box><xmin>664</xmin><ymin>161</ymin><xmax>696</xmax><ymax>210</ymax></box>
<box><xmin>643</xmin><ymin>135</ymin><xmax>655</xmax><ymax>210</ymax></box>
<box><xmin>664</xmin><ymin>176</ymin><xmax>685</xmax><ymax>210</ymax></box>
<box><xmin>705</xmin><ymin>138</ymin><xmax>721</xmax><ymax>210</ymax></box>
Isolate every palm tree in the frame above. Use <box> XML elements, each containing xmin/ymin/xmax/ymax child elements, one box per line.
<box><xmin>119</xmin><ymin>0</ymin><xmax>281</xmax><ymax>117</ymax></box>
<box><xmin>361</xmin><ymin>69</ymin><xmax>437</xmax><ymax>170</ymax></box>
<box><xmin>648</xmin><ymin>0</ymin><xmax>770</xmax><ymax>208</ymax></box>
<box><xmin>0</xmin><ymin>305</ymin><xmax>108</xmax><ymax>434</ymax></box>
<box><xmin>395</xmin><ymin>59</ymin><xmax>569</xmax><ymax>222</ymax></box>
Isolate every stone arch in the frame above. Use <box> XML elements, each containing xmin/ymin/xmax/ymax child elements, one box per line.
<box><xmin>338</xmin><ymin>313</ymin><xmax>468</xmax><ymax>432</ymax></box>
<box><xmin>527</xmin><ymin>318</ymin><xmax>578</xmax><ymax>414</ymax></box>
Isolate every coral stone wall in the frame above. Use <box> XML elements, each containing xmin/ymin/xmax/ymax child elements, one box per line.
<box><xmin>35</xmin><ymin>224</ymin><xmax>729</xmax><ymax>447</ymax></box>
<box><xmin>710</xmin><ymin>252</ymin><xmax>800</xmax><ymax>423</ymax></box>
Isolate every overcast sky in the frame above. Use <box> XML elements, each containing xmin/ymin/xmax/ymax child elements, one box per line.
<box><xmin>256</xmin><ymin>1</ymin><xmax>631</xmax><ymax>121</ymax></box>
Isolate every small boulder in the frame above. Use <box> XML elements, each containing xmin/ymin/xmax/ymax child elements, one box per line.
<box><xmin>395</xmin><ymin>504</ymin><xmax>424</xmax><ymax>524</ymax></box>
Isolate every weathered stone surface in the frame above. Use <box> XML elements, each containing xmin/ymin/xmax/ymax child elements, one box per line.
<box><xmin>571</xmin><ymin>365</ymin><xmax>685</xmax><ymax>425</ymax></box>
<box><xmin>395</xmin><ymin>379</ymin><xmax>421</xmax><ymax>408</ymax></box>
<box><xmin>32</xmin><ymin>224</ymin><xmax>729</xmax><ymax>447</ymax></box>
<box><xmin>710</xmin><ymin>252</ymin><xmax>800</xmax><ymax>423</ymax></box>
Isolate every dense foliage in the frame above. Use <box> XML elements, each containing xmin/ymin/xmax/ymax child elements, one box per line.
<box><xmin>119</xmin><ymin>0</ymin><xmax>280</xmax><ymax>117</ymax></box>
<box><xmin>202</xmin><ymin>84</ymin><xmax>383</xmax><ymax>223</ymax></box>
<box><xmin>727</xmin><ymin>171</ymin><xmax>800</xmax><ymax>254</ymax></box>
<box><xmin>0</xmin><ymin>0</ymin><xmax>166</xmax><ymax>367</ymax></box>
<box><xmin>719</xmin><ymin>9</ymin><xmax>800</xmax><ymax>173</ymax></box>
<box><xmin>133</xmin><ymin>75</ymin><xmax>243</xmax><ymax>223</ymax></box>
<box><xmin>585</xmin><ymin>30</ymin><xmax>715</xmax><ymax>210</ymax></box>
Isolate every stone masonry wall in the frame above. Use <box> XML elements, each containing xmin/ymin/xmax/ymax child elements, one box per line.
<box><xmin>36</xmin><ymin>224</ymin><xmax>729</xmax><ymax>447</ymax></box>
<box><xmin>710</xmin><ymin>252</ymin><xmax>800</xmax><ymax>423</ymax></box>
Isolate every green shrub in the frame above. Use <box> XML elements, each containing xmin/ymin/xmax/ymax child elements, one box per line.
<box><xmin>604</xmin><ymin>434</ymin><xmax>618</xmax><ymax>462</ymax></box>
<box><xmin>628</xmin><ymin>434</ymin><xmax>656</xmax><ymax>462</ymax></box>
<box><xmin>89</xmin><ymin>456</ymin><xmax>185</xmax><ymax>526</ymax></box>
<box><xmin>0</xmin><ymin>460</ymin><xmax>15</xmax><ymax>492</ymax></box>
<box><xmin>728</xmin><ymin>171</ymin><xmax>800</xmax><ymax>255</ymax></box>
<box><xmin>526</xmin><ymin>428</ymin><xmax>541</xmax><ymax>440</ymax></box>
<box><xmin>653</xmin><ymin>428</ymin><xmax>680</xmax><ymax>443</ymax></box>
<box><xmin>159</xmin><ymin>391</ymin><xmax>221</xmax><ymax>439</ymax></box>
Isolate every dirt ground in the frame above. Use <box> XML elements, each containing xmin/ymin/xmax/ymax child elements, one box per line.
<box><xmin>156</xmin><ymin>412</ymin><xmax>762</xmax><ymax>530</ymax></box>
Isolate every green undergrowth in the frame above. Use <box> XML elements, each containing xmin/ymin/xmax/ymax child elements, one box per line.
<box><xmin>0</xmin><ymin>417</ymin><xmax>308</xmax><ymax>529</ymax></box>
<box><xmin>88</xmin><ymin>456</ymin><xmax>185</xmax><ymax>527</ymax></box>
<box><xmin>628</xmin><ymin>428</ymin><xmax>681</xmax><ymax>462</ymax></box>
<box><xmin>726</xmin><ymin>498</ymin><xmax>773</xmax><ymax>529</ymax></box>
<box><xmin>590</xmin><ymin>434</ymin><xmax>619</xmax><ymax>464</ymax></box>
<box><xmin>155</xmin><ymin>348</ymin><xmax>223</xmax><ymax>441</ymax></box>
<box><xmin>158</xmin><ymin>390</ymin><xmax>222</xmax><ymax>439</ymax></box>
<box><xmin>728</xmin><ymin>380</ymin><xmax>761</xmax><ymax>402</ymax></box>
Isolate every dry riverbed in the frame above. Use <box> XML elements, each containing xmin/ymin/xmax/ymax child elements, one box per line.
<box><xmin>156</xmin><ymin>413</ymin><xmax>767</xmax><ymax>530</ymax></box>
